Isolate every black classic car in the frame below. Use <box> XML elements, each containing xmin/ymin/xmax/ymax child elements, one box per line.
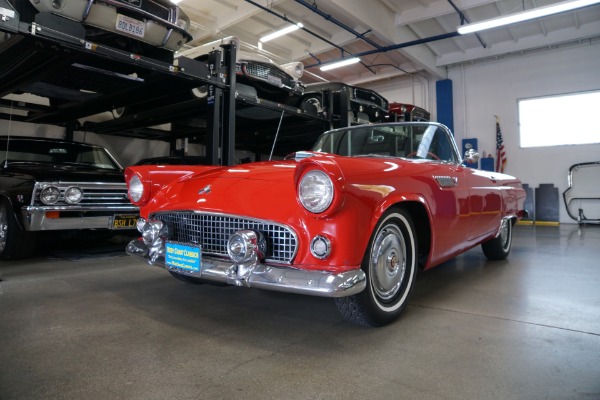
<box><xmin>6</xmin><ymin>0</ymin><xmax>192</xmax><ymax>61</ymax></box>
<box><xmin>298</xmin><ymin>82</ymin><xmax>390</xmax><ymax>126</ymax></box>
<box><xmin>0</xmin><ymin>136</ymin><xmax>138</xmax><ymax>259</ymax></box>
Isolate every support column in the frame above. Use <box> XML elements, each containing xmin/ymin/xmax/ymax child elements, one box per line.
<box><xmin>436</xmin><ymin>79</ymin><xmax>454</xmax><ymax>133</ymax></box>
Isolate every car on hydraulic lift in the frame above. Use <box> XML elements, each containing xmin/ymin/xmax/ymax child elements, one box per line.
<box><xmin>5</xmin><ymin>0</ymin><xmax>192</xmax><ymax>61</ymax></box>
<box><xmin>124</xmin><ymin>121</ymin><xmax>527</xmax><ymax>327</ymax></box>
<box><xmin>0</xmin><ymin>136</ymin><xmax>138</xmax><ymax>259</ymax></box>
<box><xmin>178</xmin><ymin>36</ymin><xmax>306</xmax><ymax>104</ymax></box>
<box><xmin>298</xmin><ymin>82</ymin><xmax>390</xmax><ymax>126</ymax></box>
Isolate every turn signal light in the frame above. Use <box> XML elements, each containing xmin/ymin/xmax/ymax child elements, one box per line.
<box><xmin>45</xmin><ymin>211</ymin><xmax>60</xmax><ymax>219</ymax></box>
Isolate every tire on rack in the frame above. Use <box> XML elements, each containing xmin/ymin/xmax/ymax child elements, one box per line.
<box><xmin>0</xmin><ymin>200</ymin><xmax>37</xmax><ymax>260</ymax></box>
<box><xmin>335</xmin><ymin>207</ymin><xmax>418</xmax><ymax>327</ymax></box>
<box><xmin>481</xmin><ymin>218</ymin><xmax>513</xmax><ymax>260</ymax></box>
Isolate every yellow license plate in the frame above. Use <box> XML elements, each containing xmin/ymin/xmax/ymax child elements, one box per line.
<box><xmin>113</xmin><ymin>214</ymin><xmax>138</xmax><ymax>230</ymax></box>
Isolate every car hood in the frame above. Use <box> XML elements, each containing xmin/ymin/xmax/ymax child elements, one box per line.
<box><xmin>1</xmin><ymin>163</ymin><xmax>126</xmax><ymax>182</ymax></box>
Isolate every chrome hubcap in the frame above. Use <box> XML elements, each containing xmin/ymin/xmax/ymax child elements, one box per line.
<box><xmin>371</xmin><ymin>224</ymin><xmax>406</xmax><ymax>301</ymax></box>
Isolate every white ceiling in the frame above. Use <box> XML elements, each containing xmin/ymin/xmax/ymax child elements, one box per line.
<box><xmin>179</xmin><ymin>0</ymin><xmax>600</xmax><ymax>85</ymax></box>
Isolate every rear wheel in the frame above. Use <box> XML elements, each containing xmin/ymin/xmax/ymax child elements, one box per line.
<box><xmin>335</xmin><ymin>208</ymin><xmax>418</xmax><ymax>327</ymax></box>
<box><xmin>482</xmin><ymin>218</ymin><xmax>513</xmax><ymax>260</ymax></box>
<box><xmin>0</xmin><ymin>201</ymin><xmax>36</xmax><ymax>260</ymax></box>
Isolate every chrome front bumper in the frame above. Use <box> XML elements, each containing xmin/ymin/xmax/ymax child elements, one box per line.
<box><xmin>126</xmin><ymin>238</ymin><xmax>366</xmax><ymax>298</ymax></box>
<box><xmin>22</xmin><ymin>206</ymin><xmax>138</xmax><ymax>231</ymax></box>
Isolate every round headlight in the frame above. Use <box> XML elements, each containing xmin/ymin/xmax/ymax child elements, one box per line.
<box><xmin>40</xmin><ymin>186</ymin><xmax>60</xmax><ymax>205</ymax></box>
<box><xmin>128</xmin><ymin>175</ymin><xmax>144</xmax><ymax>203</ymax></box>
<box><xmin>64</xmin><ymin>186</ymin><xmax>83</xmax><ymax>204</ymax></box>
<box><xmin>298</xmin><ymin>170</ymin><xmax>334</xmax><ymax>213</ymax></box>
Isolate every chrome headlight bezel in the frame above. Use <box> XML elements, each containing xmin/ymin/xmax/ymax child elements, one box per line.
<box><xmin>64</xmin><ymin>186</ymin><xmax>83</xmax><ymax>205</ymax></box>
<box><xmin>40</xmin><ymin>186</ymin><xmax>60</xmax><ymax>205</ymax></box>
<box><xmin>298</xmin><ymin>170</ymin><xmax>334</xmax><ymax>213</ymax></box>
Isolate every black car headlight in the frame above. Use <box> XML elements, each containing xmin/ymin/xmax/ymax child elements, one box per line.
<box><xmin>64</xmin><ymin>186</ymin><xmax>83</xmax><ymax>204</ymax></box>
<box><xmin>40</xmin><ymin>186</ymin><xmax>60</xmax><ymax>205</ymax></box>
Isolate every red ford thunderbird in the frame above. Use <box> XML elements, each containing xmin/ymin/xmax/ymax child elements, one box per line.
<box><xmin>125</xmin><ymin>122</ymin><xmax>527</xmax><ymax>327</ymax></box>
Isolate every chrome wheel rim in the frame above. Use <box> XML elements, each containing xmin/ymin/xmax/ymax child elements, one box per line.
<box><xmin>370</xmin><ymin>224</ymin><xmax>406</xmax><ymax>301</ymax></box>
<box><xmin>0</xmin><ymin>205</ymin><xmax>7</xmax><ymax>252</ymax></box>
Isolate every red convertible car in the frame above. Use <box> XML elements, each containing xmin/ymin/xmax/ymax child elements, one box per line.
<box><xmin>125</xmin><ymin>122</ymin><xmax>526</xmax><ymax>327</ymax></box>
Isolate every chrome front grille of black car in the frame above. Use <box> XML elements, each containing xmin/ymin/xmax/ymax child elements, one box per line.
<box><xmin>33</xmin><ymin>182</ymin><xmax>133</xmax><ymax>207</ymax></box>
<box><xmin>240</xmin><ymin>62</ymin><xmax>295</xmax><ymax>89</ymax></box>
<box><xmin>113</xmin><ymin>0</ymin><xmax>171</xmax><ymax>21</ymax></box>
<box><xmin>156</xmin><ymin>212</ymin><xmax>298</xmax><ymax>263</ymax></box>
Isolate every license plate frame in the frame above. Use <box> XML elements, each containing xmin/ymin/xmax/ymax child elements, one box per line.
<box><xmin>116</xmin><ymin>14</ymin><xmax>145</xmax><ymax>39</ymax></box>
<box><xmin>166</xmin><ymin>242</ymin><xmax>202</xmax><ymax>274</ymax></box>
<box><xmin>112</xmin><ymin>214</ymin><xmax>138</xmax><ymax>230</ymax></box>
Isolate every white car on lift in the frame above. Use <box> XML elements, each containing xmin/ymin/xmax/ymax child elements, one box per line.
<box><xmin>178</xmin><ymin>36</ymin><xmax>306</xmax><ymax>103</ymax></box>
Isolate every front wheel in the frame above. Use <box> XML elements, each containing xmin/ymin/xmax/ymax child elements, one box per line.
<box><xmin>335</xmin><ymin>208</ymin><xmax>418</xmax><ymax>327</ymax></box>
<box><xmin>481</xmin><ymin>218</ymin><xmax>513</xmax><ymax>260</ymax></box>
<box><xmin>0</xmin><ymin>201</ymin><xmax>36</xmax><ymax>260</ymax></box>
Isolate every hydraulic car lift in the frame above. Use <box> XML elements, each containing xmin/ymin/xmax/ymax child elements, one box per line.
<box><xmin>0</xmin><ymin>1</ymin><xmax>327</xmax><ymax>165</ymax></box>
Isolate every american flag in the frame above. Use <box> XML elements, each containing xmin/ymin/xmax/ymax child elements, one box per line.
<box><xmin>495</xmin><ymin>118</ymin><xmax>507</xmax><ymax>173</ymax></box>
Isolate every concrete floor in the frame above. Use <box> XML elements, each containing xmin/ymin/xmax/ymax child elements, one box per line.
<box><xmin>0</xmin><ymin>225</ymin><xmax>599</xmax><ymax>400</ymax></box>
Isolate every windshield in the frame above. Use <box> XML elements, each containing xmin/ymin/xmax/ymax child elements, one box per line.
<box><xmin>0</xmin><ymin>139</ymin><xmax>121</xmax><ymax>170</ymax></box>
<box><xmin>311</xmin><ymin>122</ymin><xmax>459</xmax><ymax>163</ymax></box>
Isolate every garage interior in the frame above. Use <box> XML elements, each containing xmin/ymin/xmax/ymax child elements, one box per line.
<box><xmin>1</xmin><ymin>0</ymin><xmax>599</xmax><ymax>399</ymax></box>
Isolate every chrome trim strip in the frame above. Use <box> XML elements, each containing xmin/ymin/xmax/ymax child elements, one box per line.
<box><xmin>126</xmin><ymin>239</ymin><xmax>366</xmax><ymax>298</ymax></box>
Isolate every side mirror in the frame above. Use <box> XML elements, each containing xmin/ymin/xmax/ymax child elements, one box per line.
<box><xmin>463</xmin><ymin>148</ymin><xmax>480</xmax><ymax>165</ymax></box>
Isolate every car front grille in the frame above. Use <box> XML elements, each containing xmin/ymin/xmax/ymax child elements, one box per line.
<box><xmin>239</xmin><ymin>61</ymin><xmax>296</xmax><ymax>90</ymax></box>
<box><xmin>33</xmin><ymin>182</ymin><xmax>134</xmax><ymax>208</ymax></box>
<box><xmin>155</xmin><ymin>212</ymin><xmax>298</xmax><ymax>263</ymax></box>
<box><xmin>112</xmin><ymin>0</ymin><xmax>172</xmax><ymax>22</ymax></box>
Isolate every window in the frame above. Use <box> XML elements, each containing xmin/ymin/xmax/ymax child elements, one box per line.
<box><xmin>519</xmin><ymin>90</ymin><xmax>600</xmax><ymax>148</ymax></box>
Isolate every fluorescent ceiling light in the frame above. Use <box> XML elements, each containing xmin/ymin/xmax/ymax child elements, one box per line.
<box><xmin>457</xmin><ymin>0</ymin><xmax>600</xmax><ymax>34</ymax></box>
<box><xmin>260</xmin><ymin>23</ymin><xmax>303</xmax><ymax>43</ymax></box>
<box><xmin>320</xmin><ymin>57</ymin><xmax>361</xmax><ymax>71</ymax></box>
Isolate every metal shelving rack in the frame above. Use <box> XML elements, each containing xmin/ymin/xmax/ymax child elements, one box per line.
<box><xmin>0</xmin><ymin>1</ymin><xmax>328</xmax><ymax>165</ymax></box>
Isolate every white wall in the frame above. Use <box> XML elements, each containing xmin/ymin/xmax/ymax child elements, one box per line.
<box><xmin>448</xmin><ymin>41</ymin><xmax>600</xmax><ymax>224</ymax></box>
<box><xmin>364</xmin><ymin>75</ymin><xmax>435</xmax><ymax>115</ymax></box>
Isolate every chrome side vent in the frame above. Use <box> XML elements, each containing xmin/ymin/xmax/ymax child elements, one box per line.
<box><xmin>434</xmin><ymin>176</ymin><xmax>458</xmax><ymax>188</ymax></box>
